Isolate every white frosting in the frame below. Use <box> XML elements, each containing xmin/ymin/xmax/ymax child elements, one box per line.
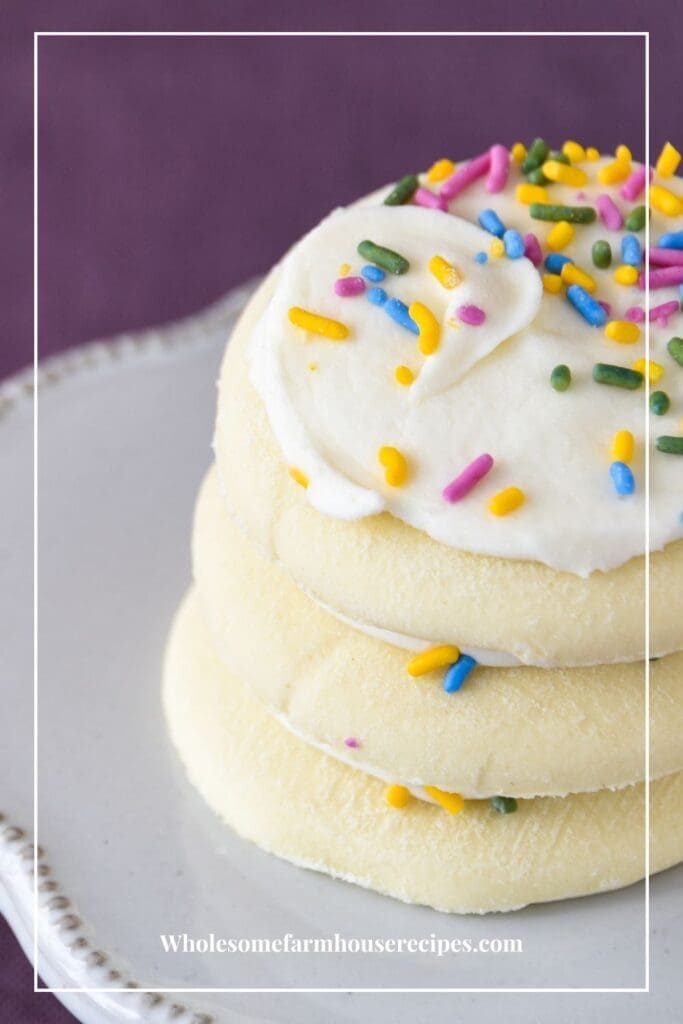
<box><xmin>248</xmin><ymin>157</ymin><xmax>683</xmax><ymax>575</ymax></box>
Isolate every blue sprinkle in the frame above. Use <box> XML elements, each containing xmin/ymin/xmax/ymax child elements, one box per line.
<box><xmin>361</xmin><ymin>264</ymin><xmax>386</xmax><ymax>282</ymax></box>
<box><xmin>621</xmin><ymin>234</ymin><xmax>642</xmax><ymax>266</ymax></box>
<box><xmin>384</xmin><ymin>297</ymin><xmax>419</xmax><ymax>335</ymax></box>
<box><xmin>544</xmin><ymin>253</ymin><xmax>573</xmax><ymax>273</ymax></box>
<box><xmin>659</xmin><ymin>231</ymin><xmax>683</xmax><ymax>249</ymax></box>
<box><xmin>478</xmin><ymin>208</ymin><xmax>506</xmax><ymax>238</ymax></box>
<box><xmin>443</xmin><ymin>655</ymin><xmax>478</xmax><ymax>694</ymax></box>
<box><xmin>367</xmin><ymin>286</ymin><xmax>388</xmax><ymax>307</ymax></box>
<box><xmin>475</xmin><ymin>251</ymin><xmax>488</xmax><ymax>264</ymax></box>
<box><xmin>566</xmin><ymin>284</ymin><xmax>607</xmax><ymax>327</ymax></box>
<box><xmin>610</xmin><ymin>461</ymin><xmax>635</xmax><ymax>496</ymax></box>
<box><xmin>503</xmin><ymin>229</ymin><xmax>525</xmax><ymax>259</ymax></box>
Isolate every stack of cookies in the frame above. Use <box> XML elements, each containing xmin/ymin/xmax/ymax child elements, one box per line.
<box><xmin>164</xmin><ymin>139</ymin><xmax>683</xmax><ymax>913</ymax></box>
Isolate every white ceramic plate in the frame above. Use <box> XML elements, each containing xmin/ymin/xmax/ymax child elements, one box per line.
<box><xmin>1</xmin><ymin>284</ymin><xmax>681</xmax><ymax>1024</ymax></box>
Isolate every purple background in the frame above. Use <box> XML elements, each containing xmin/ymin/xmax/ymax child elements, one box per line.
<box><xmin>1</xmin><ymin>1</ymin><xmax>681</xmax><ymax>1022</ymax></box>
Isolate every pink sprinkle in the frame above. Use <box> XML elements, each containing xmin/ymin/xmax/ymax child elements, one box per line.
<box><xmin>523</xmin><ymin>232</ymin><xmax>543</xmax><ymax>267</ymax></box>
<box><xmin>457</xmin><ymin>304</ymin><xmax>486</xmax><ymax>325</ymax></box>
<box><xmin>486</xmin><ymin>144</ymin><xmax>510</xmax><ymax>193</ymax></box>
<box><xmin>413</xmin><ymin>186</ymin><xmax>448</xmax><ymax>212</ymax></box>
<box><xmin>442</xmin><ymin>453</ymin><xmax>494</xmax><ymax>503</ymax></box>
<box><xmin>649</xmin><ymin>247</ymin><xmax>683</xmax><ymax>267</ymax></box>
<box><xmin>625</xmin><ymin>306</ymin><xmax>646</xmax><ymax>322</ymax></box>
<box><xmin>440</xmin><ymin>151</ymin><xmax>492</xmax><ymax>201</ymax></box>
<box><xmin>575</xmin><ymin>191</ymin><xmax>586</xmax><ymax>200</ymax></box>
<box><xmin>649</xmin><ymin>300</ymin><xmax>680</xmax><ymax>324</ymax></box>
<box><xmin>619</xmin><ymin>164</ymin><xmax>650</xmax><ymax>202</ymax></box>
<box><xmin>598</xmin><ymin>301</ymin><xmax>612</xmax><ymax>317</ymax></box>
<box><xmin>596</xmin><ymin>194</ymin><xmax>623</xmax><ymax>230</ymax></box>
<box><xmin>344</xmin><ymin>737</ymin><xmax>360</xmax><ymax>748</ymax></box>
<box><xmin>334</xmin><ymin>276</ymin><xmax>365</xmax><ymax>297</ymax></box>
<box><xmin>639</xmin><ymin>266</ymin><xmax>683</xmax><ymax>290</ymax></box>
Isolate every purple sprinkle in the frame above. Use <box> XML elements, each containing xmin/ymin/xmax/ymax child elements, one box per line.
<box><xmin>334</xmin><ymin>276</ymin><xmax>365</xmax><ymax>297</ymax></box>
<box><xmin>523</xmin><ymin>232</ymin><xmax>543</xmax><ymax>266</ymax></box>
<box><xmin>598</xmin><ymin>301</ymin><xmax>612</xmax><ymax>317</ymax></box>
<box><xmin>649</xmin><ymin>299</ymin><xmax>680</xmax><ymax>324</ymax></box>
<box><xmin>625</xmin><ymin>305</ymin><xmax>646</xmax><ymax>322</ymax></box>
<box><xmin>457</xmin><ymin>303</ymin><xmax>486</xmax><ymax>325</ymax></box>
<box><xmin>413</xmin><ymin>186</ymin><xmax>448</xmax><ymax>212</ymax></box>
<box><xmin>344</xmin><ymin>737</ymin><xmax>360</xmax><ymax>748</ymax></box>
<box><xmin>443</xmin><ymin>453</ymin><xmax>494</xmax><ymax>503</ymax></box>
<box><xmin>596</xmin><ymin>193</ymin><xmax>623</xmax><ymax>231</ymax></box>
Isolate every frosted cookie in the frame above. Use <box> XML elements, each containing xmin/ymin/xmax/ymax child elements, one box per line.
<box><xmin>163</xmin><ymin>589</ymin><xmax>683</xmax><ymax>915</ymax></box>
<box><xmin>193</xmin><ymin>468</ymin><xmax>683</xmax><ymax>799</ymax></box>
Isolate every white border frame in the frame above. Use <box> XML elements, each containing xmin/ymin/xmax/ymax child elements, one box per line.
<box><xmin>31</xmin><ymin>25</ymin><xmax>651</xmax><ymax>999</ymax></box>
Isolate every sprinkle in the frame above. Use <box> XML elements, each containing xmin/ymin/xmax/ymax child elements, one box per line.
<box><xmin>385</xmin><ymin>297</ymin><xmax>419</xmax><ymax>335</ymax></box>
<box><xmin>428</xmin><ymin>254</ymin><xmax>462</xmax><ymax>289</ymax></box>
<box><xmin>424</xmin><ymin>786</ymin><xmax>465</xmax><ymax>815</ymax></box>
<box><xmin>625</xmin><ymin>306</ymin><xmax>645</xmax><ymax>322</ymax></box>
<box><xmin>598</xmin><ymin>160</ymin><xmax>630</xmax><ymax>185</ymax></box>
<box><xmin>649</xmin><ymin>301</ymin><xmax>680</xmax><ymax>325</ymax></box>
<box><xmin>516</xmin><ymin>183</ymin><xmax>549</xmax><ymax>205</ymax></box>
<box><xmin>413</xmin><ymin>186</ymin><xmax>448</xmax><ymax>211</ymax></box>
<box><xmin>567</xmin><ymin>284</ymin><xmax>608</xmax><ymax>326</ymax></box>
<box><xmin>621</xmin><ymin>235</ymin><xmax>642</xmax><ymax>267</ymax></box>
<box><xmin>545</xmin><ymin>253</ymin><xmax>573</xmax><ymax>274</ymax></box>
<box><xmin>633</xmin><ymin>358</ymin><xmax>664</xmax><ymax>383</ymax></box>
<box><xmin>562</xmin><ymin>140</ymin><xmax>586</xmax><ymax>163</ymax></box>
<box><xmin>650</xmin><ymin>185</ymin><xmax>683</xmax><ymax>218</ymax></box>
<box><xmin>592</xmin><ymin>240</ymin><xmax>612</xmax><ymax>268</ymax></box>
<box><xmin>614</xmin><ymin>265</ymin><xmax>639</xmax><ymax>286</ymax></box>
<box><xmin>521</xmin><ymin>138</ymin><xmax>550</xmax><ymax>174</ymax></box>
<box><xmin>489</xmin><ymin>238</ymin><xmax>505</xmax><ymax>259</ymax></box>
<box><xmin>656</xmin><ymin>436</ymin><xmax>683</xmax><ymax>455</ymax></box>
<box><xmin>511</xmin><ymin>142</ymin><xmax>527</xmax><ymax>163</ymax></box>
<box><xmin>605</xmin><ymin>320</ymin><xmax>640</xmax><ymax>344</ymax></box>
<box><xmin>541</xmin><ymin>160</ymin><xmax>588</xmax><ymax>187</ymax></box>
<box><xmin>334</xmin><ymin>275</ymin><xmax>365</xmax><ymax>297</ymax></box>
<box><xmin>339</xmin><ymin>263</ymin><xmax>351</xmax><ymax>276</ymax></box>
<box><xmin>442</xmin><ymin>453</ymin><xmax>494</xmax><ymax>503</ymax></box>
<box><xmin>598</xmin><ymin>300</ymin><xmax>612</xmax><ymax>318</ymax></box>
<box><xmin>475</xmin><ymin>251</ymin><xmax>487</xmax><ymax>264</ymax></box>
<box><xmin>561</xmin><ymin>262</ymin><xmax>596</xmax><ymax>293</ymax></box>
<box><xmin>543</xmin><ymin>273</ymin><xmax>562</xmax><ymax>294</ymax></box>
<box><xmin>440</xmin><ymin>150</ymin><xmax>492</xmax><ymax>200</ymax></box>
<box><xmin>656</xmin><ymin>142</ymin><xmax>681</xmax><ymax>178</ymax></box>
<box><xmin>490</xmin><ymin>795</ymin><xmax>518</xmax><ymax>814</ymax></box>
<box><xmin>593</xmin><ymin>363</ymin><xmax>643</xmax><ymax>389</ymax></box>
<box><xmin>288</xmin><ymin>306</ymin><xmax>349</xmax><ymax>340</ymax></box>
<box><xmin>384</xmin><ymin>174</ymin><xmax>419</xmax><ymax>206</ymax></box>
<box><xmin>344</xmin><ymin>737</ymin><xmax>360</xmax><ymax>748</ymax></box>
<box><xmin>486</xmin><ymin>143</ymin><xmax>510</xmax><ymax>193</ymax></box>
<box><xmin>503</xmin><ymin>229</ymin><xmax>525</xmax><ymax>259</ymax></box>
<box><xmin>457</xmin><ymin>304</ymin><xmax>486</xmax><ymax>326</ymax></box>
<box><xmin>550</xmin><ymin>364</ymin><xmax>571</xmax><ymax>391</ymax></box>
<box><xmin>547</xmin><ymin>220</ymin><xmax>574</xmax><ymax>251</ymax></box>
<box><xmin>649</xmin><ymin>248</ymin><xmax>683</xmax><ymax>267</ymax></box>
<box><xmin>289</xmin><ymin>467</ymin><xmax>309</xmax><ymax>488</ymax></box>
<box><xmin>394</xmin><ymin>365</ymin><xmax>414</xmax><ymax>386</ymax></box>
<box><xmin>357</xmin><ymin>239</ymin><xmax>409</xmax><ymax>275</ymax></box>
<box><xmin>443</xmin><ymin>656</ymin><xmax>478</xmax><ymax>694</ymax></box>
<box><xmin>409</xmin><ymin>301</ymin><xmax>440</xmax><ymax>355</ymax></box>
<box><xmin>586</xmin><ymin>146</ymin><xmax>600</xmax><ymax>161</ymax></box>
<box><xmin>620</xmin><ymin>165</ymin><xmax>648</xmax><ymax>202</ymax></box>
<box><xmin>308</xmin><ymin>362</ymin><xmax>317</xmax><ymax>371</ymax></box>
<box><xmin>523</xmin><ymin>233</ymin><xmax>542</xmax><ymax>266</ymax></box>
<box><xmin>385</xmin><ymin>784</ymin><xmax>411</xmax><ymax>809</ymax></box>
<box><xmin>668</xmin><ymin>337</ymin><xmax>683</xmax><ymax>367</ymax></box>
<box><xmin>378</xmin><ymin>446</ymin><xmax>408</xmax><ymax>486</ymax></box>
<box><xmin>596</xmin><ymin>194</ymin><xmax>623</xmax><ymax>230</ymax></box>
<box><xmin>640</xmin><ymin>266</ymin><xmax>683</xmax><ymax>290</ymax></box>
<box><xmin>615</xmin><ymin>145</ymin><xmax>632</xmax><ymax>164</ymax></box>
<box><xmin>478</xmin><ymin>208</ymin><xmax>506</xmax><ymax>237</ymax></box>
<box><xmin>367</xmin><ymin>285</ymin><xmax>388</xmax><ymax>306</ymax></box>
<box><xmin>659</xmin><ymin>232</ymin><xmax>683</xmax><ymax>250</ymax></box>
<box><xmin>427</xmin><ymin>158</ymin><xmax>455</xmax><ymax>183</ymax></box>
<box><xmin>530</xmin><ymin>203</ymin><xmax>596</xmax><ymax>224</ymax></box>
<box><xmin>361</xmin><ymin>264</ymin><xmax>386</xmax><ymax>282</ymax></box>
<box><xmin>612</xmin><ymin>430</ymin><xmax>634</xmax><ymax>463</ymax></box>
<box><xmin>527</xmin><ymin>167</ymin><xmax>549</xmax><ymax>186</ymax></box>
<box><xmin>625</xmin><ymin>205</ymin><xmax>647</xmax><ymax>231</ymax></box>
<box><xmin>650</xmin><ymin>391</ymin><xmax>670</xmax><ymax>416</ymax></box>
<box><xmin>488</xmin><ymin>486</ymin><xmax>525</xmax><ymax>516</ymax></box>
<box><xmin>407</xmin><ymin>645</ymin><xmax>461</xmax><ymax>677</ymax></box>
<box><xmin>610</xmin><ymin>461</ymin><xmax>635</xmax><ymax>496</ymax></box>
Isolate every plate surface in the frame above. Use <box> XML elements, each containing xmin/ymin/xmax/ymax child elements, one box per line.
<box><xmin>1</xmin><ymin>284</ymin><xmax>682</xmax><ymax>1024</ymax></box>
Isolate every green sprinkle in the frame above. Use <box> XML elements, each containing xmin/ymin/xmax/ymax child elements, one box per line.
<box><xmin>550</xmin><ymin>364</ymin><xmax>571</xmax><ymax>391</ymax></box>
<box><xmin>550</xmin><ymin>150</ymin><xmax>571</xmax><ymax>165</ymax></box>
<box><xmin>357</xmin><ymin>239</ymin><xmax>410</xmax><ymax>275</ymax></box>
<box><xmin>527</xmin><ymin>167</ymin><xmax>549</xmax><ymax>186</ymax></box>
<box><xmin>593</xmin><ymin>363</ymin><xmax>643</xmax><ymax>389</ymax></box>
<box><xmin>530</xmin><ymin>203</ymin><xmax>596</xmax><ymax>224</ymax></box>
<box><xmin>625</xmin><ymin>205</ymin><xmax>648</xmax><ymax>231</ymax></box>
<box><xmin>384</xmin><ymin>174</ymin><xmax>419</xmax><ymax>207</ymax></box>
<box><xmin>592</xmin><ymin>240</ymin><xmax>612</xmax><ymax>269</ymax></box>
<box><xmin>522</xmin><ymin>137</ymin><xmax>549</xmax><ymax>174</ymax></box>
<box><xmin>490</xmin><ymin>795</ymin><xmax>518</xmax><ymax>814</ymax></box>
<box><xmin>667</xmin><ymin>337</ymin><xmax>683</xmax><ymax>367</ymax></box>
<box><xmin>650</xmin><ymin>391</ymin><xmax>670</xmax><ymax>416</ymax></box>
<box><xmin>656</xmin><ymin>436</ymin><xmax>683</xmax><ymax>455</ymax></box>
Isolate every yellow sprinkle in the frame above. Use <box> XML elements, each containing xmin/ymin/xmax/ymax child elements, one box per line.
<box><xmin>489</xmin><ymin>237</ymin><xmax>505</xmax><ymax>259</ymax></box>
<box><xmin>632</xmin><ymin>358</ymin><xmax>664</xmax><ymax>383</ymax></box>
<box><xmin>541</xmin><ymin>160</ymin><xmax>588</xmax><ymax>187</ymax></box>
<box><xmin>655</xmin><ymin>142</ymin><xmax>681</xmax><ymax>178</ymax></box>
<box><xmin>511</xmin><ymin>142</ymin><xmax>527</xmax><ymax>163</ymax></box>
<box><xmin>406</xmin><ymin>644</ymin><xmax>461</xmax><ymax>677</ymax></box>
<box><xmin>598</xmin><ymin>160</ymin><xmax>630</xmax><ymax>185</ymax></box>
<box><xmin>650</xmin><ymin>184</ymin><xmax>683</xmax><ymax>218</ymax></box>
<box><xmin>561</xmin><ymin>262</ymin><xmax>596</xmax><ymax>293</ymax></box>
<box><xmin>288</xmin><ymin>306</ymin><xmax>349</xmax><ymax>340</ymax></box>
<box><xmin>612</xmin><ymin>430</ymin><xmax>635</xmax><ymax>464</ymax></box>
<box><xmin>488</xmin><ymin>486</ymin><xmax>525</xmax><ymax>516</ymax></box>
<box><xmin>423</xmin><ymin>786</ymin><xmax>465</xmax><ymax>816</ymax></box>
<box><xmin>615</xmin><ymin>144</ymin><xmax>632</xmax><ymax>164</ymax></box>
<box><xmin>395</xmin><ymin>365</ymin><xmax>414</xmax><ymax>387</ymax></box>
<box><xmin>543</xmin><ymin>273</ymin><xmax>563</xmax><ymax>294</ymax></box>
<box><xmin>604</xmin><ymin>320</ymin><xmax>641</xmax><ymax>344</ymax></box>
<box><xmin>386</xmin><ymin>784</ymin><xmax>411</xmax><ymax>809</ymax></box>
<box><xmin>516</xmin><ymin>183</ymin><xmax>549</xmax><ymax>205</ymax></box>
<box><xmin>409</xmin><ymin>301</ymin><xmax>440</xmax><ymax>356</ymax></box>
<box><xmin>562</xmin><ymin>140</ymin><xmax>586</xmax><ymax>163</ymax></box>
<box><xmin>289</xmin><ymin>467</ymin><xmax>309</xmax><ymax>489</ymax></box>
<box><xmin>428</xmin><ymin>254</ymin><xmax>462</xmax><ymax>290</ymax></box>
<box><xmin>308</xmin><ymin>362</ymin><xmax>318</xmax><ymax>371</ymax></box>
<box><xmin>338</xmin><ymin>263</ymin><xmax>351</xmax><ymax>277</ymax></box>
<box><xmin>613</xmin><ymin>265</ymin><xmax>639</xmax><ymax>286</ymax></box>
<box><xmin>547</xmin><ymin>220</ymin><xmax>574</xmax><ymax>252</ymax></box>
<box><xmin>426</xmin><ymin>158</ymin><xmax>455</xmax><ymax>183</ymax></box>
<box><xmin>586</xmin><ymin>146</ymin><xmax>600</xmax><ymax>161</ymax></box>
<box><xmin>378</xmin><ymin>446</ymin><xmax>408</xmax><ymax>487</ymax></box>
